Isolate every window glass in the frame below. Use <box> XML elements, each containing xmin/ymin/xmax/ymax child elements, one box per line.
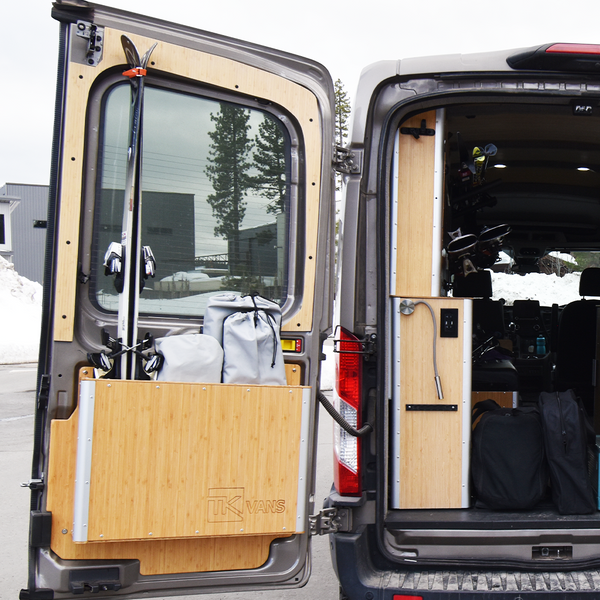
<box><xmin>483</xmin><ymin>251</ymin><xmax>594</xmax><ymax>307</ymax></box>
<box><xmin>92</xmin><ymin>84</ymin><xmax>291</xmax><ymax>316</ymax></box>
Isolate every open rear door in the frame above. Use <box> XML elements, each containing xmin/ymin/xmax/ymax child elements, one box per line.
<box><xmin>22</xmin><ymin>2</ymin><xmax>334</xmax><ymax>597</ymax></box>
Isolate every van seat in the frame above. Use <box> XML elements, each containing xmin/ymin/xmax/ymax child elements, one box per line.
<box><xmin>453</xmin><ymin>270</ymin><xmax>505</xmax><ymax>340</ymax></box>
<box><xmin>454</xmin><ymin>270</ymin><xmax>517</xmax><ymax>392</ymax></box>
<box><xmin>555</xmin><ymin>267</ymin><xmax>600</xmax><ymax>415</ymax></box>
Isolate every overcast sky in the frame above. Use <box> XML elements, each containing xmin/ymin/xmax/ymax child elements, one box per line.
<box><xmin>2</xmin><ymin>0</ymin><xmax>600</xmax><ymax>186</ymax></box>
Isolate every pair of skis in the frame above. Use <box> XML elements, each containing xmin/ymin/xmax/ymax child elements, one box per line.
<box><xmin>95</xmin><ymin>36</ymin><xmax>158</xmax><ymax>380</ymax></box>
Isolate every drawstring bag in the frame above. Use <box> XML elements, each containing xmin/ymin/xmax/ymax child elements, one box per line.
<box><xmin>204</xmin><ymin>293</ymin><xmax>286</xmax><ymax>385</ymax></box>
<box><xmin>155</xmin><ymin>333</ymin><xmax>223</xmax><ymax>383</ymax></box>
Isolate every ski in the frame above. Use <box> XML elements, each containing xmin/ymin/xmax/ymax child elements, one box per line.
<box><xmin>100</xmin><ymin>36</ymin><xmax>157</xmax><ymax>380</ymax></box>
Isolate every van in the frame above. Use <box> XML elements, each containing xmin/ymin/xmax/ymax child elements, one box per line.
<box><xmin>20</xmin><ymin>2</ymin><xmax>600</xmax><ymax>598</ymax></box>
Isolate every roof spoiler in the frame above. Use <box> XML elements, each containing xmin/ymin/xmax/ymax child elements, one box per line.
<box><xmin>507</xmin><ymin>43</ymin><xmax>600</xmax><ymax>73</ymax></box>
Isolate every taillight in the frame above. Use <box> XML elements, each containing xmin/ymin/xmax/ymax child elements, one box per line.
<box><xmin>393</xmin><ymin>595</ymin><xmax>424</xmax><ymax>600</ymax></box>
<box><xmin>333</xmin><ymin>327</ymin><xmax>362</xmax><ymax>496</ymax></box>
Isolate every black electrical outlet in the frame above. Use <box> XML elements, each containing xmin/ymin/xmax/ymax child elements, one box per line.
<box><xmin>440</xmin><ymin>308</ymin><xmax>459</xmax><ymax>338</ymax></box>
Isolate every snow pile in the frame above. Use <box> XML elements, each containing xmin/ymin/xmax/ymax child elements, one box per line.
<box><xmin>0</xmin><ymin>256</ymin><xmax>42</xmax><ymax>364</ymax></box>
<box><xmin>492</xmin><ymin>271</ymin><xmax>582</xmax><ymax>306</ymax></box>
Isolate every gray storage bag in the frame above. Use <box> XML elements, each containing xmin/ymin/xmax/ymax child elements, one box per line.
<box><xmin>155</xmin><ymin>333</ymin><xmax>223</xmax><ymax>383</ymax></box>
<box><xmin>204</xmin><ymin>293</ymin><xmax>286</xmax><ymax>385</ymax></box>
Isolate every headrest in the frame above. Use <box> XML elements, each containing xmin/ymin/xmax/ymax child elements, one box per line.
<box><xmin>579</xmin><ymin>267</ymin><xmax>600</xmax><ymax>297</ymax></box>
<box><xmin>453</xmin><ymin>269</ymin><xmax>493</xmax><ymax>298</ymax></box>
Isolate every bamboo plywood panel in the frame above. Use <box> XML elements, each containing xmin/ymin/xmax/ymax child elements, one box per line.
<box><xmin>285</xmin><ymin>363</ymin><xmax>303</xmax><ymax>386</ymax></box>
<box><xmin>397</xmin><ymin>297</ymin><xmax>466</xmax><ymax>508</ymax></box>
<box><xmin>46</xmin><ymin>411</ymin><xmax>283</xmax><ymax>575</ymax></box>
<box><xmin>395</xmin><ymin>111</ymin><xmax>438</xmax><ymax>297</ymax></box>
<box><xmin>54</xmin><ymin>26</ymin><xmax>323</xmax><ymax>341</ymax></box>
<box><xmin>77</xmin><ymin>381</ymin><xmax>307</xmax><ymax>542</ymax></box>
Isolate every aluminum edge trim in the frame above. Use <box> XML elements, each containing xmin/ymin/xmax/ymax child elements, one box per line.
<box><xmin>295</xmin><ymin>387</ymin><xmax>312</xmax><ymax>531</ymax></box>
<box><xmin>390</xmin><ymin>129</ymin><xmax>400</xmax><ymax>295</ymax></box>
<box><xmin>461</xmin><ymin>299</ymin><xmax>473</xmax><ymax>507</ymax></box>
<box><xmin>431</xmin><ymin>108</ymin><xmax>445</xmax><ymax>296</ymax></box>
<box><xmin>73</xmin><ymin>379</ymin><xmax>96</xmax><ymax>542</ymax></box>
<box><xmin>391</xmin><ymin>297</ymin><xmax>402</xmax><ymax>508</ymax></box>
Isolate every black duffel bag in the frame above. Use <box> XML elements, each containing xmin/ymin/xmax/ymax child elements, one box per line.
<box><xmin>471</xmin><ymin>399</ymin><xmax>548</xmax><ymax>510</ymax></box>
<box><xmin>538</xmin><ymin>390</ymin><xmax>596</xmax><ymax>515</ymax></box>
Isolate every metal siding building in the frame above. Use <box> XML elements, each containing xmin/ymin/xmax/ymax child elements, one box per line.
<box><xmin>0</xmin><ymin>183</ymin><xmax>48</xmax><ymax>284</ymax></box>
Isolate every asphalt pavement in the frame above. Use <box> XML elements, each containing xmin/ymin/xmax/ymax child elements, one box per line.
<box><xmin>0</xmin><ymin>364</ymin><xmax>339</xmax><ymax>600</ymax></box>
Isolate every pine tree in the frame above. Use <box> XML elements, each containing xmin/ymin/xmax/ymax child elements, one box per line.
<box><xmin>334</xmin><ymin>79</ymin><xmax>351</xmax><ymax>148</ymax></box>
<box><xmin>205</xmin><ymin>103</ymin><xmax>254</xmax><ymax>267</ymax></box>
<box><xmin>334</xmin><ymin>79</ymin><xmax>351</xmax><ymax>191</ymax></box>
<box><xmin>252</xmin><ymin>115</ymin><xmax>287</xmax><ymax>215</ymax></box>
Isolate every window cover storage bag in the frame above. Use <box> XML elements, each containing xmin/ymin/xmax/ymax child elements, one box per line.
<box><xmin>155</xmin><ymin>333</ymin><xmax>223</xmax><ymax>383</ymax></box>
<box><xmin>471</xmin><ymin>399</ymin><xmax>548</xmax><ymax>510</ymax></box>
<box><xmin>538</xmin><ymin>390</ymin><xmax>596</xmax><ymax>515</ymax></box>
<box><xmin>204</xmin><ymin>293</ymin><xmax>286</xmax><ymax>385</ymax></box>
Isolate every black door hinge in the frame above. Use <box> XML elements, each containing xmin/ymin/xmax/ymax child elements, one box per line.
<box><xmin>309</xmin><ymin>507</ymin><xmax>351</xmax><ymax>535</ymax></box>
<box><xmin>334</xmin><ymin>146</ymin><xmax>362</xmax><ymax>174</ymax></box>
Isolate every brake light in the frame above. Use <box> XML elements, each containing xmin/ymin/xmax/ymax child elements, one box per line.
<box><xmin>546</xmin><ymin>43</ymin><xmax>600</xmax><ymax>54</ymax></box>
<box><xmin>333</xmin><ymin>327</ymin><xmax>362</xmax><ymax>496</ymax></box>
<box><xmin>393</xmin><ymin>595</ymin><xmax>424</xmax><ymax>600</ymax></box>
<box><xmin>508</xmin><ymin>43</ymin><xmax>600</xmax><ymax>72</ymax></box>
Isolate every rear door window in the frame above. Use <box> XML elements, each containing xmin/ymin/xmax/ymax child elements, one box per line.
<box><xmin>92</xmin><ymin>84</ymin><xmax>291</xmax><ymax>317</ymax></box>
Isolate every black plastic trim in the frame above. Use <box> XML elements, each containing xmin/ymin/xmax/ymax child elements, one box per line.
<box><xmin>29</xmin><ymin>511</ymin><xmax>52</xmax><ymax>548</ymax></box>
<box><xmin>508</xmin><ymin>43</ymin><xmax>600</xmax><ymax>73</ymax></box>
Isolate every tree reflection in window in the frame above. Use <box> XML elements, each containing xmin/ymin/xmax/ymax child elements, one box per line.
<box><xmin>94</xmin><ymin>86</ymin><xmax>291</xmax><ymax>317</ymax></box>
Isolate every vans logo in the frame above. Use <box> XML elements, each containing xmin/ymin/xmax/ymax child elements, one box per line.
<box><xmin>246</xmin><ymin>499</ymin><xmax>286</xmax><ymax>514</ymax></box>
<box><xmin>207</xmin><ymin>487</ymin><xmax>286</xmax><ymax>522</ymax></box>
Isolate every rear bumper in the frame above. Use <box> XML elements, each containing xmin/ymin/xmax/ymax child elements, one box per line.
<box><xmin>330</xmin><ymin>527</ymin><xmax>600</xmax><ymax>599</ymax></box>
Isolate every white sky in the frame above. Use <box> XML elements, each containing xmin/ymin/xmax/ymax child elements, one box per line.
<box><xmin>2</xmin><ymin>0</ymin><xmax>600</xmax><ymax>186</ymax></box>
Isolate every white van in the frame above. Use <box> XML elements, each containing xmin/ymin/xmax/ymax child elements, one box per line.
<box><xmin>20</xmin><ymin>2</ymin><xmax>600</xmax><ymax>598</ymax></box>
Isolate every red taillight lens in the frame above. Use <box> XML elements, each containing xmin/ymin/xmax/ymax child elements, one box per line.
<box><xmin>393</xmin><ymin>595</ymin><xmax>424</xmax><ymax>600</ymax></box>
<box><xmin>333</xmin><ymin>327</ymin><xmax>362</xmax><ymax>496</ymax></box>
<box><xmin>546</xmin><ymin>43</ymin><xmax>600</xmax><ymax>55</ymax></box>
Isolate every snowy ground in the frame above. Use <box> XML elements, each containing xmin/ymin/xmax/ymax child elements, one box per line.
<box><xmin>0</xmin><ymin>257</ymin><xmax>585</xmax><ymax>370</ymax></box>
<box><xmin>0</xmin><ymin>256</ymin><xmax>42</xmax><ymax>364</ymax></box>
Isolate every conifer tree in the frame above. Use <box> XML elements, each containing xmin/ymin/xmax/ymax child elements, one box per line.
<box><xmin>334</xmin><ymin>78</ymin><xmax>351</xmax><ymax>148</ymax></box>
<box><xmin>252</xmin><ymin>115</ymin><xmax>287</xmax><ymax>215</ymax></box>
<box><xmin>205</xmin><ymin>103</ymin><xmax>254</xmax><ymax>266</ymax></box>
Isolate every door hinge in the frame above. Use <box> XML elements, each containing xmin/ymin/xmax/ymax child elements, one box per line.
<box><xmin>309</xmin><ymin>507</ymin><xmax>351</xmax><ymax>535</ymax></box>
<box><xmin>75</xmin><ymin>20</ymin><xmax>105</xmax><ymax>67</ymax></box>
<box><xmin>334</xmin><ymin>147</ymin><xmax>362</xmax><ymax>175</ymax></box>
